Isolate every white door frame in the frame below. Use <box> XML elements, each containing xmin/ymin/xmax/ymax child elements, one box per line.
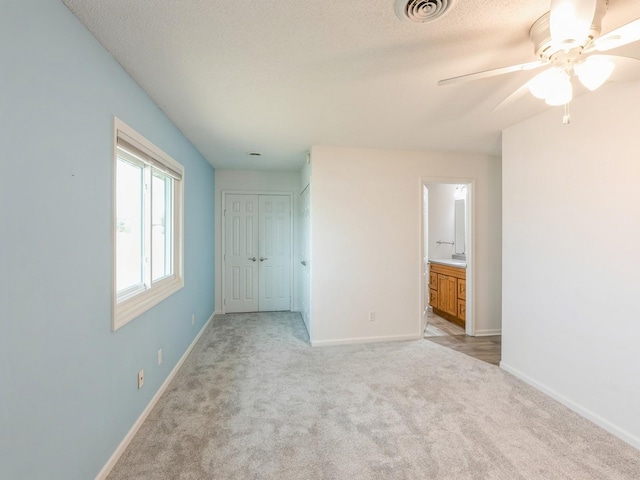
<box><xmin>221</xmin><ymin>190</ymin><xmax>294</xmax><ymax>314</ymax></box>
<box><xmin>420</xmin><ymin>177</ymin><xmax>475</xmax><ymax>336</ymax></box>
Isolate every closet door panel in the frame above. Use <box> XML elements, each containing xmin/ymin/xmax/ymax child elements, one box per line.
<box><xmin>258</xmin><ymin>195</ymin><xmax>291</xmax><ymax>311</ymax></box>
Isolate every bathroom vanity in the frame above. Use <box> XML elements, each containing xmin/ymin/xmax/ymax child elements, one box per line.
<box><xmin>428</xmin><ymin>259</ymin><xmax>466</xmax><ymax>328</ymax></box>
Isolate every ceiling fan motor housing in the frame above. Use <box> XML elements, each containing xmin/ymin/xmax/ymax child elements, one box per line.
<box><xmin>530</xmin><ymin>0</ymin><xmax>608</xmax><ymax>62</ymax></box>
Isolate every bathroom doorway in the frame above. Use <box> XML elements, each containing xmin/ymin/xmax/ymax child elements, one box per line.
<box><xmin>421</xmin><ymin>179</ymin><xmax>502</xmax><ymax>365</ymax></box>
<box><xmin>421</xmin><ymin>180</ymin><xmax>473</xmax><ymax>336</ymax></box>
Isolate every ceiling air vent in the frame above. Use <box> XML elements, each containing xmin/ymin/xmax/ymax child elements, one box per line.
<box><xmin>395</xmin><ymin>0</ymin><xmax>456</xmax><ymax>23</ymax></box>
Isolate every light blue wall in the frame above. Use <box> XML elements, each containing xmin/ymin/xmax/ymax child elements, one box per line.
<box><xmin>0</xmin><ymin>1</ymin><xmax>215</xmax><ymax>478</ymax></box>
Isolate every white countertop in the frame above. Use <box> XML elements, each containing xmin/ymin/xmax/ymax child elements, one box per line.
<box><xmin>429</xmin><ymin>258</ymin><xmax>467</xmax><ymax>268</ymax></box>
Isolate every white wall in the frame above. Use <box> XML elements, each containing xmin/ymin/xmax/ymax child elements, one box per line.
<box><xmin>300</xmin><ymin>154</ymin><xmax>311</xmax><ymax>191</ymax></box>
<box><xmin>502</xmin><ymin>81</ymin><xmax>640</xmax><ymax>449</ymax></box>
<box><xmin>427</xmin><ymin>183</ymin><xmax>458</xmax><ymax>260</ymax></box>
<box><xmin>214</xmin><ymin>169</ymin><xmax>302</xmax><ymax>312</ymax></box>
<box><xmin>310</xmin><ymin>146</ymin><xmax>501</xmax><ymax>345</ymax></box>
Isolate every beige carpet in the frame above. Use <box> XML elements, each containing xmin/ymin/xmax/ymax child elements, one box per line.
<box><xmin>108</xmin><ymin>312</ymin><xmax>640</xmax><ymax>479</ymax></box>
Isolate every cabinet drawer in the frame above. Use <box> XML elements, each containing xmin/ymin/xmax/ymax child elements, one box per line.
<box><xmin>429</xmin><ymin>263</ymin><xmax>465</xmax><ymax>280</ymax></box>
<box><xmin>457</xmin><ymin>279</ymin><xmax>466</xmax><ymax>300</ymax></box>
<box><xmin>429</xmin><ymin>289</ymin><xmax>437</xmax><ymax>307</ymax></box>
<box><xmin>429</xmin><ymin>271</ymin><xmax>438</xmax><ymax>289</ymax></box>
<box><xmin>457</xmin><ymin>300</ymin><xmax>466</xmax><ymax>321</ymax></box>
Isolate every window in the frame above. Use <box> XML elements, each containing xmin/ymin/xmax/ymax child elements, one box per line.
<box><xmin>113</xmin><ymin>118</ymin><xmax>184</xmax><ymax>330</ymax></box>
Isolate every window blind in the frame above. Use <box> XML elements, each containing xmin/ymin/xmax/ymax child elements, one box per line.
<box><xmin>117</xmin><ymin>134</ymin><xmax>182</xmax><ymax>180</ymax></box>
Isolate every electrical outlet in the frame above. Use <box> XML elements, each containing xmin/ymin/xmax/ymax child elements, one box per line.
<box><xmin>192</xmin><ymin>313</ymin><xmax>195</xmax><ymax>325</ymax></box>
<box><xmin>369</xmin><ymin>311</ymin><xmax>376</xmax><ymax>322</ymax></box>
<box><xmin>138</xmin><ymin>369</ymin><xmax>144</xmax><ymax>389</ymax></box>
<box><xmin>158</xmin><ymin>349</ymin><xmax>162</xmax><ymax>365</ymax></box>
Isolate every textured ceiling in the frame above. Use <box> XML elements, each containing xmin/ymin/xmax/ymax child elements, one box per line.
<box><xmin>62</xmin><ymin>0</ymin><xmax>640</xmax><ymax>170</ymax></box>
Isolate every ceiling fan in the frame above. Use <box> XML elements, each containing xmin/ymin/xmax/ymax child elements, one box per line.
<box><xmin>438</xmin><ymin>0</ymin><xmax>640</xmax><ymax>115</ymax></box>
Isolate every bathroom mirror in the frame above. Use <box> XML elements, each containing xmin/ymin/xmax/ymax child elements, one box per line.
<box><xmin>454</xmin><ymin>198</ymin><xmax>465</xmax><ymax>255</ymax></box>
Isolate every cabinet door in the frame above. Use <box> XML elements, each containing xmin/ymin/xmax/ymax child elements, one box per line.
<box><xmin>429</xmin><ymin>289</ymin><xmax>437</xmax><ymax>307</ymax></box>
<box><xmin>429</xmin><ymin>271</ymin><xmax>438</xmax><ymax>289</ymax></box>
<box><xmin>445</xmin><ymin>276</ymin><xmax>457</xmax><ymax>316</ymax></box>
<box><xmin>458</xmin><ymin>300</ymin><xmax>466</xmax><ymax>322</ymax></box>
<box><xmin>437</xmin><ymin>274</ymin><xmax>458</xmax><ymax>316</ymax></box>
<box><xmin>457</xmin><ymin>279</ymin><xmax>466</xmax><ymax>301</ymax></box>
<box><xmin>437</xmin><ymin>275</ymin><xmax>447</xmax><ymax>311</ymax></box>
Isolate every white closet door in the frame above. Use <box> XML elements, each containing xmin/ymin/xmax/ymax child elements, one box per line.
<box><xmin>258</xmin><ymin>195</ymin><xmax>291</xmax><ymax>311</ymax></box>
<box><xmin>224</xmin><ymin>195</ymin><xmax>259</xmax><ymax>313</ymax></box>
<box><xmin>299</xmin><ymin>186</ymin><xmax>311</xmax><ymax>331</ymax></box>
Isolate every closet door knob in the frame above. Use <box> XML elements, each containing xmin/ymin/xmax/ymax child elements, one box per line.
<box><xmin>249</xmin><ymin>257</ymin><xmax>256</xmax><ymax>262</ymax></box>
<box><xmin>260</xmin><ymin>257</ymin><xmax>268</xmax><ymax>262</ymax></box>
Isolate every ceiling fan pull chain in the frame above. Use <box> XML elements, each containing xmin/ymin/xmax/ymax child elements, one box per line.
<box><xmin>563</xmin><ymin>102</ymin><xmax>571</xmax><ymax>125</ymax></box>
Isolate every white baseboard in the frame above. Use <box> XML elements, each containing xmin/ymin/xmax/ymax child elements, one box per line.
<box><xmin>500</xmin><ymin>362</ymin><xmax>640</xmax><ymax>451</ymax></box>
<box><xmin>95</xmin><ymin>311</ymin><xmax>215</xmax><ymax>480</ymax></box>
<box><xmin>214</xmin><ymin>310</ymin><xmax>223</xmax><ymax>316</ymax></box>
<box><xmin>311</xmin><ymin>333</ymin><xmax>421</xmax><ymax>347</ymax></box>
<box><xmin>474</xmin><ymin>328</ymin><xmax>501</xmax><ymax>336</ymax></box>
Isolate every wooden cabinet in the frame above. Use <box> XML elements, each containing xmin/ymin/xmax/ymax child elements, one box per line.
<box><xmin>457</xmin><ymin>279</ymin><xmax>466</xmax><ymax>300</ymax></box>
<box><xmin>428</xmin><ymin>288</ymin><xmax>438</xmax><ymax>307</ymax></box>
<box><xmin>437</xmin><ymin>274</ymin><xmax>457</xmax><ymax>316</ymax></box>
<box><xmin>457</xmin><ymin>299</ymin><xmax>466</xmax><ymax>322</ymax></box>
<box><xmin>428</xmin><ymin>262</ymin><xmax>466</xmax><ymax>328</ymax></box>
<box><xmin>429</xmin><ymin>271</ymin><xmax>438</xmax><ymax>289</ymax></box>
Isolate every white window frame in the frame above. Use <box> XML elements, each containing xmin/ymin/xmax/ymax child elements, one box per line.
<box><xmin>112</xmin><ymin>117</ymin><xmax>184</xmax><ymax>331</ymax></box>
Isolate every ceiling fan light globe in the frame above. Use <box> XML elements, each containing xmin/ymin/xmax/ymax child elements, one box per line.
<box><xmin>528</xmin><ymin>68</ymin><xmax>565</xmax><ymax>99</ymax></box>
<box><xmin>550</xmin><ymin>0</ymin><xmax>597</xmax><ymax>45</ymax></box>
<box><xmin>544</xmin><ymin>76</ymin><xmax>573</xmax><ymax>106</ymax></box>
<box><xmin>529</xmin><ymin>85</ymin><xmax>549</xmax><ymax>100</ymax></box>
<box><xmin>575</xmin><ymin>56</ymin><xmax>614</xmax><ymax>90</ymax></box>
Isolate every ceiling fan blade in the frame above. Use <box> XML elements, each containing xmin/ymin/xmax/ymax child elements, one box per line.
<box><xmin>592</xmin><ymin>18</ymin><xmax>640</xmax><ymax>52</ymax></box>
<box><xmin>491</xmin><ymin>82</ymin><xmax>534</xmax><ymax>112</ymax></box>
<box><xmin>438</xmin><ymin>60</ymin><xmax>547</xmax><ymax>86</ymax></box>
<box><xmin>550</xmin><ymin>0</ymin><xmax>597</xmax><ymax>44</ymax></box>
<box><xmin>598</xmin><ymin>54</ymin><xmax>640</xmax><ymax>82</ymax></box>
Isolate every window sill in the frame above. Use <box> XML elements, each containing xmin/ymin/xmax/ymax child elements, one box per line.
<box><xmin>113</xmin><ymin>276</ymin><xmax>184</xmax><ymax>331</ymax></box>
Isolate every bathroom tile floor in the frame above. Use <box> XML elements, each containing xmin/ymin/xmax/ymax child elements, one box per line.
<box><xmin>424</xmin><ymin>311</ymin><xmax>465</xmax><ymax>336</ymax></box>
<box><xmin>424</xmin><ymin>310</ymin><xmax>501</xmax><ymax>366</ymax></box>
